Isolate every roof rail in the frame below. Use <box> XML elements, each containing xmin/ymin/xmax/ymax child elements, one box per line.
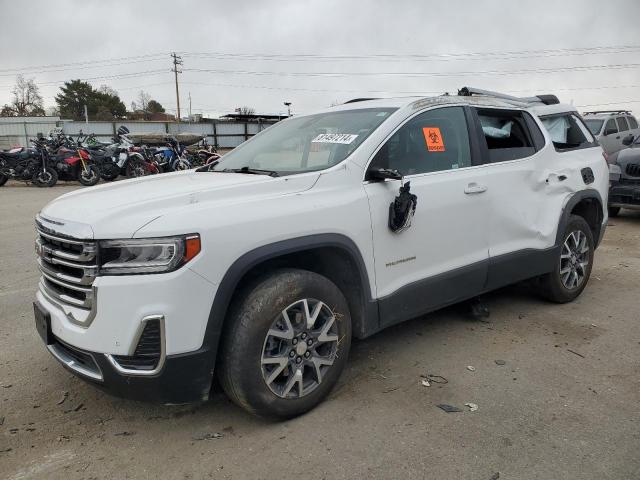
<box><xmin>344</xmin><ymin>98</ymin><xmax>378</xmax><ymax>104</ymax></box>
<box><xmin>458</xmin><ymin>86</ymin><xmax>560</xmax><ymax>106</ymax></box>
<box><xmin>583</xmin><ymin>110</ymin><xmax>631</xmax><ymax>115</ymax></box>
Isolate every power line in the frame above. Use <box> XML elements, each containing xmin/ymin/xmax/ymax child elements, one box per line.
<box><xmin>181</xmin><ymin>45</ymin><xmax>640</xmax><ymax>63</ymax></box>
<box><xmin>0</xmin><ymin>57</ymin><xmax>168</xmax><ymax>78</ymax></box>
<box><xmin>0</xmin><ymin>53</ymin><xmax>168</xmax><ymax>74</ymax></box>
<box><xmin>0</xmin><ymin>70</ymin><xmax>169</xmax><ymax>89</ymax></box>
<box><xmin>184</xmin><ymin>62</ymin><xmax>640</xmax><ymax>78</ymax></box>
<box><xmin>179</xmin><ymin>44</ymin><xmax>640</xmax><ymax>60</ymax></box>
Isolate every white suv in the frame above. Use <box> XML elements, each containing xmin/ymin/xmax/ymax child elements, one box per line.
<box><xmin>34</xmin><ymin>91</ymin><xmax>608</xmax><ymax>418</ymax></box>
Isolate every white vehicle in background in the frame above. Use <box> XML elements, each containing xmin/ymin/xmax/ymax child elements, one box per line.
<box><xmin>583</xmin><ymin>110</ymin><xmax>640</xmax><ymax>154</ymax></box>
<box><xmin>34</xmin><ymin>88</ymin><xmax>608</xmax><ymax>418</ymax></box>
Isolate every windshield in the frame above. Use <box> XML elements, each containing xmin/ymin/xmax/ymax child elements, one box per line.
<box><xmin>207</xmin><ymin>108</ymin><xmax>397</xmax><ymax>176</ymax></box>
<box><xmin>584</xmin><ymin>119</ymin><xmax>604</xmax><ymax>135</ymax></box>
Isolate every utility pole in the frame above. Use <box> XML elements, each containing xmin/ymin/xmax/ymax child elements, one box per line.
<box><xmin>171</xmin><ymin>52</ymin><xmax>183</xmax><ymax>122</ymax></box>
<box><xmin>188</xmin><ymin>92</ymin><xmax>192</xmax><ymax>120</ymax></box>
<box><xmin>284</xmin><ymin>101</ymin><xmax>292</xmax><ymax>117</ymax></box>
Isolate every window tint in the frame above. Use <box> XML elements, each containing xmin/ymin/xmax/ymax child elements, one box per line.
<box><xmin>617</xmin><ymin>117</ymin><xmax>629</xmax><ymax>132</ymax></box>
<box><xmin>604</xmin><ymin>119</ymin><xmax>618</xmax><ymax>135</ymax></box>
<box><xmin>540</xmin><ymin>114</ymin><xmax>594</xmax><ymax>151</ymax></box>
<box><xmin>627</xmin><ymin>116</ymin><xmax>638</xmax><ymax>129</ymax></box>
<box><xmin>369</xmin><ymin>106</ymin><xmax>471</xmax><ymax>175</ymax></box>
<box><xmin>476</xmin><ymin>109</ymin><xmax>536</xmax><ymax>162</ymax></box>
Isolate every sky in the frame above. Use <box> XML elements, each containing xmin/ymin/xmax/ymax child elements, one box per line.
<box><xmin>1</xmin><ymin>0</ymin><xmax>640</xmax><ymax>119</ymax></box>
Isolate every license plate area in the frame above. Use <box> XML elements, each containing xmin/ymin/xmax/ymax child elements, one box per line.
<box><xmin>33</xmin><ymin>302</ymin><xmax>52</xmax><ymax>345</ymax></box>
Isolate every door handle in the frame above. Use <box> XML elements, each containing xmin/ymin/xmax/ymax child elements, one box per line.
<box><xmin>464</xmin><ymin>183</ymin><xmax>487</xmax><ymax>194</ymax></box>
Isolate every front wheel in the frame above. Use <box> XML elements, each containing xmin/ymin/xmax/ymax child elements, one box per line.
<box><xmin>100</xmin><ymin>163</ymin><xmax>120</xmax><ymax>181</ymax></box>
<box><xmin>32</xmin><ymin>167</ymin><xmax>58</xmax><ymax>187</ymax></box>
<box><xmin>537</xmin><ymin>215</ymin><xmax>594</xmax><ymax>303</ymax></box>
<box><xmin>125</xmin><ymin>159</ymin><xmax>149</xmax><ymax>178</ymax></box>
<box><xmin>78</xmin><ymin>164</ymin><xmax>100</xmax><ymax>186</ymax></box>
<box><xmin>218</xmin><ymin>269</ymin><xmax>352</xmax><ymax>419</ymax></box>
<box><xmin>608</xmin><ymin>206</ymin><xmax>621</xmax><ymax>218</ymax></box>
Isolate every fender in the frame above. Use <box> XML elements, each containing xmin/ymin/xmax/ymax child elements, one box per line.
<box><xmin>555</xmin><ymin>189</ymin><xmax>605</xmax><ymax>248</ymax></box>
<box><xmin>198</xmin><ymin>233</ymin><xmax>378</xmax><ymax>375</ymax></box>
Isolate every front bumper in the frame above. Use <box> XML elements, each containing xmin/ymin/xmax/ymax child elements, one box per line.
<box><xmin>38</xmin><ymin>312</ymin><xmax>215</xmax><ymax>404</ymax></box>
<box><xmin>609</xmin><ymin>180</ymin><xmax>640</xmax><ymax>209</ymax></box>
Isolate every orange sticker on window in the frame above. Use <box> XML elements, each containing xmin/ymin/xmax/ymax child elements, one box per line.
<box><xmin>423</xmin><ymin>127</ymin><xmax>445</xmax><ymax>152</ymax></box>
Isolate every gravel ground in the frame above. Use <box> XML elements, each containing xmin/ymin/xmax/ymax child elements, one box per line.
<box><xmin>1</xmin><ymin>181</ymin><xmax>639</xmax><ymax>480</ymax></box>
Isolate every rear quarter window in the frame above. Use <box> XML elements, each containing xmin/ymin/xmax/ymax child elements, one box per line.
<box><xmin>540</xmin><ymin>113</ymin><xmax>597</xmax><ymax>151</ymax></box>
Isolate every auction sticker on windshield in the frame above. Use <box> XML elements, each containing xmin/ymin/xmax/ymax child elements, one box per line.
<box><xmin>312</xmin><ymin>133</ymin><xmax>358</xmax><ymax>144</ymax></box>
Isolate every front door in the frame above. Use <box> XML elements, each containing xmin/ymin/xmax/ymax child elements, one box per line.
<box><xmin>363</xmin><ymin>106</ymin><xmax>489</xmax><ymax>327</ymax></box>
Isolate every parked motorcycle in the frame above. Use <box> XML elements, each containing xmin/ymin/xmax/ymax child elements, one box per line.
<box><xmin>186</xmin><ymin>136</ymin><xmax>220</xmax><ymax>167</ymax></box>
<box><xmin>47</xmin><ymin>145</ymin><xmax>101</xmax><ymax>186</ymax></box>
<box><xmin>153</xmin><ymin>136</ymin><xmax>191</xmax><ymax>172</ymax></box>
<box><xmin>112</xmin><ymin>126</ymin><xmax>160</xmax><ymax>178</ymax></box>
<box><xmin>0</xmin><ymin>140</ymin><xmax>57</xmax><ymax>187</ymax></box>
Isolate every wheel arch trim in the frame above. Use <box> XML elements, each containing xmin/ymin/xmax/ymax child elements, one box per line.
<box><xmin>556</xmin><ymin>189</ymin><xmax>605</xmax><ymax>248</ymax></box>
<box><xmin>199</xmin><ymin>233</ymin><xmax>377</xmax><ymax>374</ymax></box>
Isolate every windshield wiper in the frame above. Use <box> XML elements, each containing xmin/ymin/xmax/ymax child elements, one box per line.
<box><xmin>223</xmin><ymin>166</ymin><xmax>279</xmax><ymax>177</ymax></box>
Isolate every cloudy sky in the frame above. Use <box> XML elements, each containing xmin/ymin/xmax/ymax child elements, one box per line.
<box><xmin>1</xmin><ymin>0</ymin><xmax>639</xmax><ymax>118</ymax></box>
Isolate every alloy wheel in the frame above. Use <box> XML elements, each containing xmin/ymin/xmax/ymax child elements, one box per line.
<box><xmin>261</xmin><ymin>298</ymin><xmax>339</xmax><ymax>399</ymax></box>
<box><xmin>560</xmin><ymin>230</ymin><xmax>590</xmax><ymax>290</ymax></box>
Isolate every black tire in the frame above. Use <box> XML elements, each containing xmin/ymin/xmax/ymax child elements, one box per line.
<box><xmin>538</xmin><ymin>215</ymin><xmax>594</xmax><ymax>303</ymax></box>
<box><xmin>0</xmin><ymin>173</ymin><xmax>7</xmax><ymax>187</ymax></box>
<box><xmin>218</xmin><ymin>268</ymin><xmax>352</xmax><ymax>419</ymax></box>
<box><xmin>77</xmin><ymin>164</ymin><xmax>100</xmax><ymax>186</ymax></box>
<box><xmin>32</xmin><ymin>167</ymin><xmax>58</xmax><ymax>187</ymax></box>
<box><xmin>100</xmin><ymin>163</ymin><xmax>120</xmax><ymax>181</ymax></box>
<box><xmin>608</xmin><ymin>206</ymin><xmax>621</xmax><ymax>218</ymax></box>
<box><xmin>125</xmin><ymin>158</ymin><xmax>148</xmax><ymax>178</ymax></box>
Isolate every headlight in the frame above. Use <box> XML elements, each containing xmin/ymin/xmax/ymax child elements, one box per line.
<box><xmin>98</xmin><ymin>234</ymin><xmax>201</xmax><ymax>275</ymax></box>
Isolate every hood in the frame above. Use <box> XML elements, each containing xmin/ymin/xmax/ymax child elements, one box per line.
<box><xmin>40</xmin><ymin>170</ymin><xmax>320</xmax><ymax>238</ymax></box>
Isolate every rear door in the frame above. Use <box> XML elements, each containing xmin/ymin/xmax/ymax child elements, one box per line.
<box><xmin>599</xmin><ymin>118</ymin><xmax>620</xmax><ymax>154</ymax></box>
<box><xmin>470</xmin><ymin>107</ymin><xmax>560</xmax><ymax>289</ymax></box>
<box><xmin>363</xmin><ymin>105</ymin><xmax>489</xmax><ymax>327</ymax></box>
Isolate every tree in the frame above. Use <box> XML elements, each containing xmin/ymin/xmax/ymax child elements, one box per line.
<box><xmin>1</xmin><ymin>75</ymin><xmax>45</xmax><ymax>116</ymax></box>
<box><xmin>235</xmin><ymin>106</ymin><xmax>255</xmax><ymax>116</ymax></box>
<box><xmin>147</xmin><ymin>99</ymin><xmax>165</xmax><ymax>114</ymax></box>
<box><xmin>137</xmin><ymin>90</ymin><xmax>151</xmax><ymax>113</ymax></box>
<box><xmin>98</xmin><ymin>84</ymin><xmax>119</xmax><ymax>97</ymax></box>
<box><xmin>55</xmin><ymin>80</ymin><xmax>126</xmax><ymax>120</ymax></box>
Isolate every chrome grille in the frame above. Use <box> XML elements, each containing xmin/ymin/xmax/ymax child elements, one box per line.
<box><xmin>36</xmin><ymin>225</ymin><xmax>97</xmax><ymax>315</ymax></box>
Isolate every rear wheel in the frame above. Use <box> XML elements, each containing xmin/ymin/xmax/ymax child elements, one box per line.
<box><xmin>78</xmin><ymin>164</ymin><xmax>100</xmax><ymax>186</ymax></box>
<box><xmin>608</xmin><ymin>206</ymin><xmax>621</xmax><ymax>218</ymax></box>
<box><xmin>125</xmin><ymin>159</ymin><xmax>148</xmax><ymax>178</ymax></box>
<box><xmin>538</xmin><ymin>215</ymin><xmax>594</xmax><ymax>303</ymax></box>
<box><xmin>218</xmin><ymin>269</ymin><xmax>352</xmax><ymax>418</ymax></box>
<box><xmin>0</xmin><ymin>173</ymin><xmax>7</xmax><ymax>187</ymax></box>
<box><xmin>100</xmin><ymin>163</ymin><xmax>120</xmax><ymax>181</ymax></box>
<box><xmin>32</xmin><ymin>167</ymin><xmax>58</xmax><ymax>187</ymax></box>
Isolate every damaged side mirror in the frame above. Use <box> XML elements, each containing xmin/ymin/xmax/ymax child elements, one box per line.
<box><xmin>368</xmin><ymin>168</ymin><xmax>403</xmax><ymax>182</ymax></box>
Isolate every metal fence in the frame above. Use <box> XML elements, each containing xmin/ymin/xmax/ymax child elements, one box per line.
<box><xmin>0</xmin><ymin>119</ymin><xmax>277</xmax><ymax>149</ymax></box>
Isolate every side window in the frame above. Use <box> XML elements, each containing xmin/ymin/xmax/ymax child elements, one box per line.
<box><xmin>540</xmin><ymin>114</ymin><xmax>595</xmax><ymax>151</ymax></box>
<box><xmin>369</xmin><ymin>106</ymin><xmax>472</xmax><ymax>175</ymax></box>
<box><xmin>476</xmin><ymin>109</ymin><xmax>536</xmax><ymax>162</ymax></box>
<box><xmin>627</xmin><ymin>116</ymin><xmax>638</xmax><ymax>130</ymax></box>
<box><xmin>617</xmin><ymin>116</ymin><xmax>629</xmax><ymax>132</ymax></box>
<box><xmin>604</xmin><ymin>119</ymin><xmax>618</xmax><ymax>135</ymax></box>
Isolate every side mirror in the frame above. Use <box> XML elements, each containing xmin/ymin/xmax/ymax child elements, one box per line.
<box><xmin>622</xmin><ymin>134</ymin><xmax>635</xmax><ymax>146</ymax></box>
<box><xmin>604</xmin><ymin>128</ymin><xmax>617</xmax><ymax>136</ymax></box>
<box><xmin>368</xmin><ymin>168</ymin><xmax>402</xmax><ymax>182</ymax></box>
